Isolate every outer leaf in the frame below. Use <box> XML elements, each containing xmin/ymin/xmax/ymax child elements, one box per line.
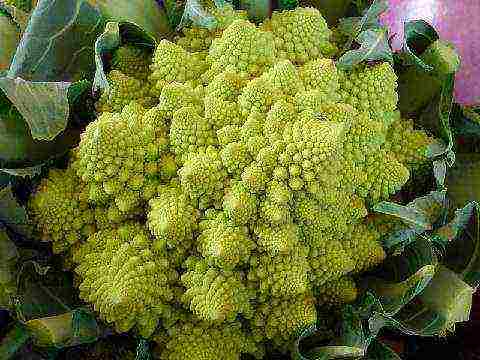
<box><xmin>87</xmin><ymin>0</ymin><xmax>171</xmax><ymax>38</ymax></box>
<box><xmin>446</xmin><ymin>153</ymin><xmax>480</xmax><ymax>209</ymax></box>
<box><xmin>295</xmin><ymin>239</ymin><xmax>437</xmax><ymax>359</ymax></box>
<box><xmin>403</xmin><ymin>20</ymin><xmax>439</xmax><ymax>72</ymax></box>
<box><xmin>0</xmin><ymin>0</ymin><xmax>103</xmax><ymax>141</ymax></box>
<box><xmin>303</xmin><ymin>0</ymin><xmax>351</xmax><ymax>25</ymax></box>
<box><xmin>0</xmin><ymin>185</ymin><xmax>32</xmax><ymax>238</ymax></box>
<box><xmin>0</xmin><ymin>227</ymin><xmax>19</xmax><ymax>310</ymax></box>
<box><xmin>92</xmin><ymin>21</ymin><xmax>157</xmax><ymax>93</ymax></box>
<box><xmin>336</xmin><ymin>27</ymin><xmax>393</xmax><ymax>69</ymax></box>
<box><xmin>0</xmin><ymin>5</ymin><xmax>22</xmax><ymax>72</ymax></box>
<box><xmin>26</xmin><ymin>309</ymin><xmax>100</xmax><ymax>348</ymax></box>
<box><xmin>441</xmin><ymin>202</ymin><xmax>480</xmax><ymax>288</ymax></box>
<box><xmin>0</xmin><ymin>322</ymin><xmax>31</xmax><ymax>360</ymax></box>
<box><xmin>365</xmin><ymin>339</ymin><xmax>402</xmax><ymax>360</ymax></box>
<box><xmin>343</xmin><ymin>0</ymin><xmax>388</xmax><ymax>50</ymax></box>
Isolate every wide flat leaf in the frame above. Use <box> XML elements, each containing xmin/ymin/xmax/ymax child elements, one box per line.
<box><xmin>403</xmin><ymin>20</ymin><xmax>439</xmax><ymax>72</ymax></box>
<box><xmin>0</xmin><ymin>0</ymin><xmax>103</xmax><ymax>143</ymax></box>
<box><xmin>337</xmin><ymin>27</ymin><xmax>393</xmax><ymax>69</ymax></box>
<box><xmin>0</xmin><ymin>185</ymin><xmax>32</xmax><ymax>238</ymax></box>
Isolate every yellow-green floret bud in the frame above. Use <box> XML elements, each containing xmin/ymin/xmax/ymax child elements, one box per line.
<box><xmin>384</xmin><ymin>118</ymin><xmax>435</xmax><ymax>171</ymax></box>
<box><xmin>299</xmin><ymin>58</ymin><xmax>339</xmax><ymax>92</ymax></box>
<box><xmin>261</xmin><ymin>60</ymin><xmax>304</xmax><ymax>96</ymax></box>
<box><xmin>220</xmin><ymin>142</ymin><xmax>253</xmax><ymax>175</ymax></box>
<box><xmin>259</xmin><ymin>7</ymin><xmax>334</xmax><ymax>64</ymax></box>
<box><xmin>341</xmin><ymin>223</ymin><xmax>386</xmax><ymax>273</ymax></box>
<box><xmin>150</xmin><ymin>40</ymin><xmax>206</xmax><ymax>91</ymax></box>
<box><xmin>223</xmin><ymin>181</ymin><xmax>258</xmax><ymax>225</ymax></box>
<box><xmin>95</xmin><ymin>70</ymin><xmax>155</xmax><ymax>113</ymax></box>
<box><xmin>294</xmin><ymin>89</ymin><xmax>339</xmax><ymax>113</ymax></box>
<box><xmin>204</xmin><ymin>96</ymin><xmax>243</xmax><ymax>129</ymax></box>
<box><xmin>217</xmin><ymin>125</ymin><xmax>241</xmax><ymax>145</ymax></box>
<box><xmin>253</xmin><ymin>222</ymin><xmax>300</xmax><ymax>255</ymax></box>
<box><xmin>147</xmin><ymin>183</ymin><xmax>198</xmax><ymax>256</ymax></box>
<box><xmin>343</xmin><ymin>111</ymin><xmax>388</xmax><ymax>157</ymax></box>
<box><xmin>179</xmin><ymin>147</ymin><xmax>227</xmax><ymax>209</ymax></box>
<box><xmin>253</xmin><ymin>295</ymin><xmax>317</xmax><ymax>353</ymax></box>
<box><xmin>74</xmin><ymin>223</ymin><xmax>175</xmax><ymax>337</ymax></box>
<box><xmin>264</xmin><ymin>99</ymin><xmax>297</xmax><ymax>144</ymax></box>
<box><xmin>238</xmin><ymin>77</ymin><xmax>276</xmax><ymax>116</ymax></box>
<box><xmin>29</xmin><ymin>167</ymin><xmax>95</xmax><ymax>254</ymax></box>
<box><xmin>205</xmin><ymin>69</ymin><xmax>247</xmax><ymax>101</ymax></box>
<box><xmin>181</xmin><ymin>260</ymin><xmax>254</xmax><ymax>321</ymax></box>
<box><xmin>356</xmin><ymin>149</ymin><xmax>410</xmax><ymax>202</ymax></box>
<box><xmin>157</xmin><ymin>82</ymin><xmax>204</xmax><ymax>121</ymax></box>
<box><xmin>248</xmin><ymin>245</ymin><xmax>310</xmax><ymax>298</ymax></box>
<box><xmin>111</xmin><ymin>45</ymin><xmax>153</xmax><ymax>81</ymax></box>
<box><xmin>266</xmin><ymin>180</ymin><xmax>293</xmax><ymax>205</ymax></box>
<box><xmin>75</xmin><ymin>102</ymin><xmax>168</xmax><ymax>213</ymax></box>
<box><xmin>208</xmin><ymin>19</ymin><xmax>277</xmax><ymax>77</ymax></box>
<box><xmin>259</xmin><ymin>198</ymin><xmax>291</xmax><ymax>225</ymax></box>
<box><xmin>170</xmin><ymin>106</ymin><xmax>217</xmax><ymax>164</ymax></box>
<box><xmin>197</xmin><ymin>214</ymin><xmax>256</xmax><ymax>269</ymax></box>
<box><xmin>241</xmin><ymin>163</ymin><xmax>269</xmax><ymax>193</ymax></box>
<box><xmin>160</xmin><ymin>320</ymin><xmax>260</xmax><ymax>360</ymax></box>
<box><xmin>315</xmin><ymin>276</ymin><xmax>358</xmax><ymax>307</ymax></box>
<box><xmin>306</xmin><ymin>236</ymin><xmax>355</xmax><ymax>286</ymax></box>
<box><xmin>176</xmin><ymin>26</ymin><xmax>215</xmax><ymax>53</ymax></box>
<box><xmin>338</xmin><ymin>62</ymin><xmax>398</xmax><ymax>124</ymax></box>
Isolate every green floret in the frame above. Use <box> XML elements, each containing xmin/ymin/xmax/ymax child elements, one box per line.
<box><xmin>111</xmin><ymin>45</ymin><xmax>153</xmax><ymax>81</ymax></box>
<box><xmin>253</xmin><ymin>222</ymin><xmax>300</xmax><ymax>255</ymax></box>
<box><xmin>157</xmin><ymin>82</ymin><xmax>204</xmax><ymax>120</ymax></box>
<box><xmin>181</xmin><ymin>259</ymin><xmax>254</xmax><ymax>322</ymax></box>
<box><xmin>197</xmin><ymin>214</ymin><xmax>256</xmax><ymax>269</ymax></box>
<box><xmin>217</xmin><ymin>125</ymin><xmax>241</xmax><ymax>145</ymax></box>
<box><xmin>260</xmin><ymin>7</ymin><xmax>335</xmax><ymax>64</ymax></box>
<box><xmin>150</xmin><ymin>39</ymin><xmax>207</xmax><ymax>92</ymax></box>
<box><xmin>341</xmin><ymin>223</ymin><xmax>386</xmax><ymax>274</ymax></box>
<box><xmin>259</xmin><ymin>198</ymin><xmax>291</xmax><ymax>225</ymax></box>
<box><xmin>74</xmin><ymin>223</ymin><xmax>176</xmax><ymax>337</ymax></box>
<box><xmin>208</xmin><ymin>19</ymin><xmax>277</xmax><ymax>78</ymax></box>
<box><xmin>205</xmin><ymin>69</ymin><xmax>247</xmax><ymax>101</ymax></box>
<box><xmin>147</xmin><ymin>183</ymin><xmax>198</xmax><ymax>258</ymax></box>
<box><xmin>299</xmin><ymin>58</ymin><xmax>339</xmax><ymax>92</ymax></box>
<box><xmin>384</xmin><ymin>117</ymin><xmax>435</xmax><ymax>171</ymax></box>
<box><xmin>159</xmin><ymin>320</ymin><xmax>261</xmax><ymax>360</ymax></box>
<box><xmin>355</xmin><ymin>149</ymin><xmax>410</xmax><ymax>202</ymax></box>
<box><xmin>294</xmin><ymin>89</ymin><xmax>339</xmax><ymax>113</ymax></box>
<box><xmin>253</xmin><ymin>295</ymin><xmax>317</xmax><ymax>353</ymax></box>
<box><xmin>223</xmin><ymin>181</ymin><xmax>259</xmax><ymax>225</ymax></box>
<box><xmin>238</xmin><ymin>77</ymin><xmax>276</xmax><ymax>116</ymax></box>
<box><xmin>95</xmin><ymin>70</ymin><xmax>155</xmax><ymax>113</ymax></box>
<box><xmin>306</xmin><ymin>235</ymin><xmax>355</xmax><ymax>286</ymax></box>
<box><xmin>248</xmin><ymin>245</ymin><xmax>310</xmax><ymax>299</ymax></box>
<box><xmin>75</xmin><ymin>102</ymin><xmax>170</xmax><ymax>213</ymax></box>
<box><xmin>169</xmin><ymin>106</ymin><xmax>217</xmax><ymax>164</ymax></box>
<box><xmin>204</xmin><ymin>96</ymin><xmax>244</xmax><ymax>129</ymax></box>
<box><xmin>315</xmin><ymin>276</ymin><xmax>358</xmax><ymax>307</ymax></box>
<box><xmin>339</xmin><ymin>62</ymin><xmax>399</xmax><ymax>124</ymax></box>
<box><xmin>220</xmin><ymin>142</ymin><xmax>252</xmax><ymax>175</ymax></box>
<box><xmin>241</xmin><ymin>163</ymin><xmax>269</xmax><ymax>193</ymax></box>
<box><xmin>261</xmin><ymin>60</ymin><xmax>304</xmax><ymax>96</ymax></box>
<box><xmin>29</xmin><ymin>166</ymin><xmax>95</xmax><ymax>254</ymax></box>
<box><xmin>179</xmin><ymin>147</ymin><xmax>228</xmax><ymax>209</ymax></box>
<box><xmin>264</xmin><ymin>99</ymin><xmax>297</xmax><ymax>144</ymax></box>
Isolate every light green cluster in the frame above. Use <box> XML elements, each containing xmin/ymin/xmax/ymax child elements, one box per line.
<box><xmin>29</xmin><ymin>166</ymin><xmax>95</xmax><ymax>254</ymax></box>
<box><xmin>73</xmin><ymin>223</ymin><xmax>177</xmax><ymax>337</ymax></box>
<box><xmin>28</xmin><ymin>6</ymin><xmax>439</xmax><ymax>359</ymax></box>
<box><xmin>259</xmin><ymin>7</ymin><xmax>335</xmax><ymax>63</ymax></box>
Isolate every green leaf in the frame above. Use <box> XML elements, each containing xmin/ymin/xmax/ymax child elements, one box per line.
<box><xmin>343</xmin><ymin>0</ymin><xmax>387</xmax><ymax>49</ymax></box>
<box><xmin>0</xmin><ymin>185</ymin><xmax>32</xmax><ymax>238</ymax></box>
<box><xmin>25</xmin><ymin>309</ymin><xmax>101</xmax><ymax>348</ymax></box>
<box><xmin>365</xmin><ymin>339</ymin><xmax>402</xmax><ymax>360</ymax></box>
<box><xmin>0</xmin><ymin>322</ymin><xmax>31</xmax><ymax>360</ymax></box>
<box><xmin>15</xmin><ymin>261</ymin><xmax>79</xmax><ymax>322</ymax></box>
<box><xmin>303</xmin><ymin>0</ymin><xmax>351</xmax><ymax>25</ymax></box>
<box><xmin>336</xmin><ymin>27</ymin><xmax>393</xmax><ymax>69</ymax></box>
<box><xmin>87</xmin><ymin>0</ymin><xmax>171</xmax><ymax>38</ymax></box>
<box><xmin>446</xmin><ymin>153</ymin><xmax>480</xmax><ymax>209</ymax></box>
<box><xmin>135</xmin><ymin>338</ymin><xmax>152</xmax><ymax>360</ymax></box>
<box><xmin>0</xmin><ymin>0</ymin><xmax>103</xmax><ymax>141</ymax></box>
<box><xmin>373</xmin><ymin>202</ymin><xmax>432</xmax><ymax>232</ymax></box>
<box><xmin>441</xmin><ymin>202</ymin><xmax>480</xmax><ymax>288</ymax></box>
<box><xmin>403</xmin><ymin>20</ymin><xmax>439</xmax><ymax>72</ymax></box>
<box><xmin>0</xmin><ymin>227</ymin><xmax>19</xmax><ymax>310</ymax></box>
<box><xmin>0</xmin><ymin>5</ymin><xmax>22</xmax><ymax>72</ymax></box>
<box><xmin>93</xmin><ymin>21</ymin><xmax>157</xmax><ymax>93</ymax></box>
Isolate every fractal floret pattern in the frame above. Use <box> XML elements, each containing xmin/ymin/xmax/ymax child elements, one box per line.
<box><xmin>28</xmin><ymin>5</ymin><xmax>440</xmax><ymax>360</ymax></box>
